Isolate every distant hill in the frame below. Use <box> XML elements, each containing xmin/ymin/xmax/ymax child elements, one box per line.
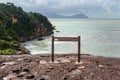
<box><xmin>43</xmin><ymin>12</ymin><xmax>88</xmax><ymax>19</ymax></box>
<box><xmin>43</xmin><ymin>12</ymin><xmax>64</xmax><ymax>18</ymax></box>
<box><xmin>70</xmin><ymin>13</ymin><xmax>88</xmax><ymax>18</ymax></box>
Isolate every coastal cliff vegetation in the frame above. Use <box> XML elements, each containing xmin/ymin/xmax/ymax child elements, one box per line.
<box><xmin>0</xmin><ymin>3</ymin><xmax>54</xmax><ymax>55</ymax></box>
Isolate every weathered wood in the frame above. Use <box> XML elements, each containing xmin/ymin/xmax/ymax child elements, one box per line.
<box><xmin>52</xmin><ymin>36</ymin><xmax>54</xmax><ymax>62</ymax></box>
<box><xmin>54</xmin><ymin>37</ymin><xmax>78</xmax><ymax>41</ymax></box>
<box><xmin>78</xmin><ymin>36</ymin><xmax>80</xmax><ymax>62</ymax></box>
<box><xmin>51</xmin><ymin>36</ymin><xmax>81</xmax><ymax>62</ymax></box>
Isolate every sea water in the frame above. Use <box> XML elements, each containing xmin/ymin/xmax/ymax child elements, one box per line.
<box><xmin>24</xmin><ymin>19</ymin><xmax>120</xmax><ymax>58</ymax></box>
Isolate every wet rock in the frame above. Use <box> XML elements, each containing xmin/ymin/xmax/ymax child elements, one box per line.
<box><xmin>2</xmin><ymin>62</ymin><xmax>16</xmax><ymax>66</ymax></box>
<box><xmin>46</xmin><ymin>69</ymin><xmax>51</xmax><ymax>72</ymax></box>
<box><xmin>106</xmin><ymin>63</ymin><xmax>112</xmax><ymax>66</ymax></box>
<box><xmin>75</xmin><ymin>61</ymin><xmax>83</xmax><ymax>64</ymax></box>
<box><xmin>56</xmin><ymin>30</ymin><xmax>60</xmax><ymax>32</ymax></box>
<box><xmin>12</xmin><ymin>68</ymin><xmax>20</xmax><ymax>74</ymax></box>
<box><xmin>37</xmin><ymin>75</ymin><xmax>50</xmax><ymax>80</ymax></box>
<box><xmin>41</xmin><ymin>55</ymin><xmax>49</xmax><ymax>57</ymax></box>
<box><xmin>65</xmin><ymin>56</ymin><xmax>70</xmax><ymax>58</ymax></box>
<box><xmin>78</xmin><ymin>66</ymin><xmax>85</xmax><ymax>69</ymax></box>
<box><xmin>99</xmin><ymin>65</ymin><xmax>104</xmax><ymax>68</ymax></box>
<box><xmin>18</xmin><ymin>72</ymin><xmax>27</xmax><ymax>77</ymax></box>
<box><xmin>18</xmin><ymin>45</ymin><xmax>30</xmax><ymax>54</ymax></box>
<box><xmin>17</xmin><ymin>74</ymin><xmax>23</xmax><ymax>78</ymax></box>
<box><xmin>16</xmin><ymin>51</ymin><xmax>23</xmax><ymax>55</ymax></box>
<box><xmin>17</xmin><ymin>58</ymin><xmax>24</xmax><ymax>61</ymax></box>
<box><xmin>63</xmin><ymin>67</ymin><xmax>83</xmax><ymax>80</ymax></box>
<box><xmin>26</xmin><ymin>74</ymin><xmax>35</xmax><ymax>79</ymax></box>
<box><xmin>53</xmin><ymin>61</ymin><xmax>59</xmax><ymax>63</ymax></box>
<box><xmin>63</xmin><ymin>77</ymin><xmax>68</xmax><ymax>80</ymax></box>
<box><xmin>60</xmin><ymin>69</ymin><xmax>64</xmax><ymax>71</ymax></box>
<box><xmin>48</xmin><ymin>66</ymin><xmax>54</xmax><ymax>69</ymax></box>
<box><xmin>22</xmin><ymin>67</ymin><xmax>29</xmax><ymax>72</ymax></box>
<box><xmin>40</xmin><ymin>60</ymin><xmax>47</xmax><ymax>64</ymax></box>
<box><xmin>94</xmin><ymin>60</ymin><xmax>100</xmax><ymax>65</ymax></box>
<box><xmin>61</xmin><ymin>75</ymin><xmax>69</xmax><ymax>80</ymax></box>
<box><xmin>38</xmin><ymin>37</ymin><xmax>44</xmax><ymax>40</ymax></box>
<box><xmin>61</xmin><ymin>69</ymin><xmax>82</xmax><ymax>80</ymax></box>
<box><xmin>0</xmin><ymin>65</ymin><xmax>6</xmax><ymax>69</ymax></box>
<box><xmin>57</xmin><ymin>58</ymin><xmax>71</xmax><ymax>63</ymax></box>
<box><xmin>3</xmin><ymin>74</ymin><xmax>17</xmax><ymax>80</ymax></box>
<box><xmin>68</xmin><ymin>67</ymin><xmax>76</xmax><ymax>72</ymax></box>
<box><xmin>71</xmin><ymin>69</ymin><xmax>82</xmax><ymax>75</ymax></box>
<box><xmin>20</xmin><ymin>66</ymin><xmax>30</xmax><ymax>72</ymax></box>
<box><xmin>1</xmin><ymin>54</ymin><xmax>120</xmax><ymax>80</ymax></box>
<box><xmin>35</xmin><ymin>58</ymin><xmax>41</xmax><ymax>63</ymax></box>
<box><xmin>17</xmin><ymin>58</ymin><xmax>31</xmax><ymax>62</ymax></box>
<box><xmin>24</xmin><ymin>58</ymin><xmax>32</xmax><ymax>62</ymax></box>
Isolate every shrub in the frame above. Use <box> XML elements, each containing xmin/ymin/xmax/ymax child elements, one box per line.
<box><xmin>0</xmin><ymin>49</ymin><xmax>16</xmax><ymax>55</ymax></box>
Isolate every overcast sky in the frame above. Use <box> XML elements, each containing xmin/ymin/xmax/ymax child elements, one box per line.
<box><xmin>0</xmin><ymin>0</ymin><xmax>120</xmax><ymax>18</ymax></box>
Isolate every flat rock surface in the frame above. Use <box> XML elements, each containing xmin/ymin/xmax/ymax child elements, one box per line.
<box><xmin>0</xmin><ymin>54</ymin><xmax>120</xmax><ymax>80</ymax></box>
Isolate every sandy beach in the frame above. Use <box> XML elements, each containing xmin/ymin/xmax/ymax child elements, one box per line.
<box><xmin>0</xmin><ymin>54</ymin><xmax>120</xmax><ymax>80</ymax></box>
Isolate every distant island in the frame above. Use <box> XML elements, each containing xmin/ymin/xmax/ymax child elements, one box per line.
<box><xmin>0</xmin><ymin>3</ymin><xmax>54</xmax><ymax>55</ymax></box>
<box><xmin>43</xmin><ymin>12</ymin><xmax>88</xmax><ymax>19</ymax></box>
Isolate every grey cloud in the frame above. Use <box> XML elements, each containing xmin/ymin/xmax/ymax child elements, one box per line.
<box><xmin>0</xmin><ymin>0</ymin><xmax>120</xmax><ymax>18</ymax></box>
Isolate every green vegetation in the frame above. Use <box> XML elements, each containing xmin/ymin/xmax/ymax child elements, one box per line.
<box><xmin>0</xmin><ymin>3</ymin><xmax>54</xmax><ymax>55</ymax></box>
<box><xmin>0</xmin><ymin>49</ymin><xmax>16</xmax><ymax>55</ymax></box>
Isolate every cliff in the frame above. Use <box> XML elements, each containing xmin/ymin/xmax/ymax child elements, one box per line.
<box><xmin>0</xmin><ymin>3</ymin><xmax>54</xmax><ymax>55</ymax></box>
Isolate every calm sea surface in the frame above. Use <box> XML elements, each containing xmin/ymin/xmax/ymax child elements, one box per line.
<box><xmin>24</xmin><ymin>19</ymin><xmax>120</xmax><ymax>58</ymax></box>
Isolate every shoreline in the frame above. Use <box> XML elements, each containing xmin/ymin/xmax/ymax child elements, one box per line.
<box><xmin>0</xmin><ymin>54</ymin><xmax>120</xmax><ymax>80</ymax></box>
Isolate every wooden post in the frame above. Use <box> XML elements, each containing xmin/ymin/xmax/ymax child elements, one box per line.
<box><xmin>52</xmin><ymin>36</ymin><xmax>54</xmax><ymax>62</ymax></box>
<box><xmin>78</xmin><ymin>36</ymin><xmax>80</xmax><ymax>63</ymax></box>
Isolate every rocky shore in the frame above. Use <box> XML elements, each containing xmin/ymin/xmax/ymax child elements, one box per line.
<box><xmin>0</xmin><ymin>54</ymin><xmax>120</xmax><ymax>80</ymax></box>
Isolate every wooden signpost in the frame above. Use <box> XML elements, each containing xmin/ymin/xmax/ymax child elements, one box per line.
<box><xmin>51</xmin><ymin>36</ymin><xmax>81</xmax><ymax>62</ymax></box>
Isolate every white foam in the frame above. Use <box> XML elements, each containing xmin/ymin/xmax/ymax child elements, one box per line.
<box><xmin>25</xmin><ymin>45</ymin><xmax>38</xmax><ymax>48</ymax></box>
<box><xmin>31</xmin><ymin>51</ymin><xmax>50</xmax><ymax>54</ymax></box>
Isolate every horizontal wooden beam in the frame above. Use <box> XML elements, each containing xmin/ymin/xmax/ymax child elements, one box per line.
<box><xmin>54</xmin><ymin>37</ymin><xmax>79</xmax><ymax>41</ymax></box>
